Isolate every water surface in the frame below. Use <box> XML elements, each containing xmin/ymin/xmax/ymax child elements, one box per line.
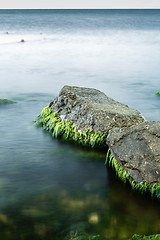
<box><xmin>0</xmin><ymin>10</ymin><xmax>160</xmax><ymax>240</ymax></box>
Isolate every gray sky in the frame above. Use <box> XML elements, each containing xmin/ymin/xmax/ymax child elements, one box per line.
<box><xmin>0</xmin><ymin>0</ymin><xmax>160</xmax><ymax>9</ymax></box>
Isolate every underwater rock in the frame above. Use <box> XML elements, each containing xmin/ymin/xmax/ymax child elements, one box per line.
<box><xmin>65</xmin><ymin>232</ymin><xmax>106</xmax><ymax>240</ymax></box>
<box><xmin>106</xmin><ymin>121</ymin><xmax>160</xmax><ymax>197</ymax></box>
<box><xmin>50</xmin><ymin>86</ymin><xmax>145</xmax><ymax>134</ymax></box>
<box><xmin>0</xmin><ymin>99</ymin><xmax>15</xmax><ymax>105</ymax></box>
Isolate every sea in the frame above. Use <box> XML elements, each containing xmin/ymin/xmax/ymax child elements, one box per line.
<box><xmin>0</xmin><ymin>9</ymin><xmax>160</xmax><ymax>240</ymax></box>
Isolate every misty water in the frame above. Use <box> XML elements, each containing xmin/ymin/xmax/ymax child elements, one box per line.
<box><xmin>0</xmin><ymin>10</ymin><xmax>160</xmax><ymax>240</ymax></box>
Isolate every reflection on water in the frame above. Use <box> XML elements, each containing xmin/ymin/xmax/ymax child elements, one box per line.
<box><xmin>0</xmin><ymin>94</ymin><xmax>160</xmax><ymax>240</ymax></box>
<box><xmin>0</xmin><ymin>176</ymin><xmax>160</xmax><ymax>240</ymax></box>
<box><xmin>0</xmin><ymin>186</ymin><xmax>160</xmax><ymax>240</ymax></box>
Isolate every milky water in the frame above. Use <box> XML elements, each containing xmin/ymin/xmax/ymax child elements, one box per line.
<box><xmin>0</xmin><ymin>10</ymin><xmax>160</xmax><ymax>240</ymax></box>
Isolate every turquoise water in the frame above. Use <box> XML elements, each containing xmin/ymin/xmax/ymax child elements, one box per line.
<box><xmin>0</xmin><ymin>10</ymin><xmax>160</xmax><ymax>240</ymax></box>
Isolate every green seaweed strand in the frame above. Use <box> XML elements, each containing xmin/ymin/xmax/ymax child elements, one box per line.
<box><xmin>130</xmin><ymin>233</ymin><xmax>160</xmax><ymax>240</ymax></box>
<box><xmin>105</xmin><ymin>148</ymin><xmax>160</xmax><ymax>198</ymax></box>
<box><xmin>36</xmin><ymin>105</ymin><xmax>108</xmax><ymax>148</ymax></box>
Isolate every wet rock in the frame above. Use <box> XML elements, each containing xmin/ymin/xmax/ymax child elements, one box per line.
<box><xmin>79</xmin><ymin>119</ymin><xmax>84</xmax><ymax>124</ymax></box>
<box><xmin>74</xmin><ymin>101</ymin><xmax>81</xmax><ymax>107</ymax></box>
<box><xmin>51</xmin><ymin>86</ymin><xmax>145</xmax><ymax>133</ymax></box>
<box><xmin>57</xmin><ymin>102</ymin><xmax>64</xmax><ymax>108</ymax></box>
<box><xmin>64</xmin><ymin>98</ymin><xmax>68</xmax><ymax>105</ymax></box>
<box><xmin>106</xmin><ymin>121</ymin><xmax>160</xmax><ymax>184</ymax></box>
<box><xmin>54</xmin><ymin>97</ymin><xmax>58</xmax><ymax>104</ymax></box>
<box><xmin>60</xmin><ymin>108</ymin><xmax>69</xmax><ymax>115</ymax></box>
<box><xmin>58</xmin><ymin>96</ymin><xmax>64</xmax><ymax>102</ymax></box>
<box><xmin>65</xmin><ymin>232</ymin><xmax>106</xmax><ymax>240</ymax></box>
<box><xmin>90</xmin><ymin>119</ymin><xmax>94</xmax><ymax>125</ymax></box>
<box><xmin>60</xmin><ymin>114</ymin><xmax>67</xmax><ymax>122</ymax></box>
<box><xmin>0</xmin><ymin>99</ymin><xmax>15</xmax><ymax>105</ymax></box>
<box><xmin>49</xmin><ymin>101</ymin><xmax>54</xmax><ymax>107</ymax></box>
<box><xmin>68</xmin><ymin>105</ymin><xmax>73</xmax><ymax>110</ymax></box>
<box><xmin>70</xmin><ymin>114</ymin><xmax>78</xmax><ymax>121</ymax></box>
<box><xmin>56</xmin><ymin>108</ymin><xmax>62</xmax><ymax>113</ymax></box>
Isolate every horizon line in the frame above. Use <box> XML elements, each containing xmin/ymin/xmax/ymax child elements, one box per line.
<box><xmin>0</xmin><ymin>8</ymin><xmax>160</xmax><ymax>10</ymax></box>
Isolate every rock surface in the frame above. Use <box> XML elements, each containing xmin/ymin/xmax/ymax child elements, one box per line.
<box><xmin>107</xmin><ymin>121</ymin><xmax>160</xmax><ymax>184</ymax></box>
<box><xmin>50</xmin><ymin>86</ymin><xmax>145</xmax><ymax>134</ymax></box>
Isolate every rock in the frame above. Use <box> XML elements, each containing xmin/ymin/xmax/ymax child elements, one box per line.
<box><xmin>70</xmin><ymin>114</ymin><xmax>78</xmax><ymax>121</ymax></box>
<box><xmin>106</xmin><ymin>121</ymin><xmax>160</xmax><ymax>185</ymax></box>
<box><xmin>38</xmin><ymin>86</ymin><xmax>160</xmax><ymax>197</ymax></box>
<box><xmin>0</xmin><ymin>99</ymin><xmax>15</xmax><ymax>105</ymax></box>
<box><xmin>58</xmin><ymin>96</ymin><xmax>64</xmax><ymax>102</ymax></box>
<box><xmin>51</xmin><ymin>86</ymin><xmax>145</xmax><ymax>134</ymax></box>
<box><xmin>60</xmin><ymin>108</ymin><xmax>69</xmax><ymax>115</ymax></box>
<box><xmin>90</xmin><ymin>119</ymin><xmax>94</xmax><ymax>125</ymax></box>
<box><xmin>49</xmin><ymin>101</ymin><xmax>54</xmax><ymax>107</ymax></box>
<box><xmin>54</xmin><ymin>98</ymin><xmax>58</xmax><ymax>104</ymax></box>
<box><xmin>57</xmin><ymin>102</ymin><xmax>64</xmax><ymax>108</ymax></box>
<box><xmin>64</xmin><ymin>232</ymin><xmax>106</xmax><ymax>240</ymax></box>
<box><xmin>64</xmin><ymin>98</ymin><xmax>68</xmax><ymax>105</ymax></box>
<box><xmin>60</xmin><ymin>114</ymin><xmax>67</xmax><ymax>122</ymax></box>
<box><xmin>56</xmin><ymin>108</ymin><xmax>62</xmax><ymax>113</ymax></box>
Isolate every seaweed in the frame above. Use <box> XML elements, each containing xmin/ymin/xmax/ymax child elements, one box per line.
<box><xmin>65</xmin><ymin>232</ymin><xmax>106</xmax><ymax>240</ymax></box>
<box><xmin>0</xmin><ymin>99</ymin><xmax>15</xmax><ymax>105</ymax></box>
<box><xmin>36</xmin><ymin>105</ymin><xmax>108</xmax><ymax>148</ymax></box>
<box><xmin>105</xmin><ymin>149</ymin><xmax>160</xmax><ymax>198</ymax></box>
<box><xmin>36</xmin><ymin>105</ymin><xmax>160</xmax><ymax>198</ymax></box>
<box><xmin>130</xmin><ymin>233</ymin><xmax>160</xmax><ymax>240</ymax></box>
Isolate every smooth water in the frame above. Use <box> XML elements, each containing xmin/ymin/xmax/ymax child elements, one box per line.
<box><xmin>0</xmin><ymin>10</ymin><xmax>160</xmax><ymax>240</ymax></box>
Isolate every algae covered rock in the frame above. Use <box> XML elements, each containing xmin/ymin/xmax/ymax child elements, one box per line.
<box><xmin>106</xmin><ymin>121</ymin><xmax>160</xmax><ymax>197</ymax></box>
<box><xmin>49</xmin><ymin>85</ymin><xmax>145</xmax><ymax>134</ymax></box>
<box><xmin>36</xmin><ymin>105</ymin><xmax>107</xmax><ymax>148</ymax></box>
<box><xmin>50</xmin><ymin>86</ymin><xmax>144</xmax><ymax>133</ymax></box>
<box><xmin>65</xmin><ymin>232</ymin><xmax>106</xmax><ymax>240</ymax></box>
<box><xmin>0</xmin><ymin>99</ymin><xmax>15</xmax><ymax>105</ymax></box>
<box><xmin>37</xmin><ymin>86</ymin><xmax>145</xmax><ymax>148</ymax></box>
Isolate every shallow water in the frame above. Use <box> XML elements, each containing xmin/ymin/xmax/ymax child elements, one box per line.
<box><xmin>0</xmin><ymin>10</ymin><xmax>160</xmax><ymax>240</ymax></box>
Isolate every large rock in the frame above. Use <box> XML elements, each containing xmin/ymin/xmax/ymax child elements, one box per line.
<box><xmin>49</xmin><ymin>86</ymin><xmax>145</xmax><ymax>134</ymax></box>
<box><xmin>106</xmin><ymin>121</ymin><xmax>160</xmax><ymax>184</ymax></box>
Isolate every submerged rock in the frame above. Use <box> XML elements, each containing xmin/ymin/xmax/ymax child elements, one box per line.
<box><xmin>65</xmin><ymin>232</ymin><xmax>106</xmax><ymax>240</ymax></box>
<box><xmin>0</xmin><ymin>99</ymin><xmax>15</xmax><ymax>105</ymax></box>
<box><xmin>106</xmin><ymin>121</ymin><xmax>160</xmax><ymax>197</ymax></box>
<box><xmin>50</xmin><ymin>86</ymin><xmax>145</xmax><ymax>134</ymax></box>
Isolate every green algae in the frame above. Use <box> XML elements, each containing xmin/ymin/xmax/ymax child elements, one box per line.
<box><xmin>37</xmin><ymin>105</ymin><xmax>160</xmax><ymax>198</ymax></box>
<box><xmin>36</xmin><ymin>105</ymin><xmax>107</xmax><ymax>148</ymax></box>
<box><xmin>105</xmin><ymin>149</ymin><xmax>160</xmax><ymax>198</ymax></box>
<box><xmin>65</xmin><ymin>232</ymin><xmax>106</xmax><ymax>240</ymax></box>
<box><xmin>130</xmin><ymin>233</ymin><xmax>160</xmax><ymax>240</ymax></box>
<box><xmin>0</xmin><ymin>99</ymin><xmax>15</xmax><ymax>105</ymax></box>
<box><xmin>156</xmin><ymin>92</ymin><xmax>160</xmax><ymax>95</ymax></box>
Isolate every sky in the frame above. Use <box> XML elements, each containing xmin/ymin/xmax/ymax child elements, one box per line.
<box><xmin>0</xmin><ymin>0</ymin><xmax>160</xmax><ymax>9</ymax></box>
